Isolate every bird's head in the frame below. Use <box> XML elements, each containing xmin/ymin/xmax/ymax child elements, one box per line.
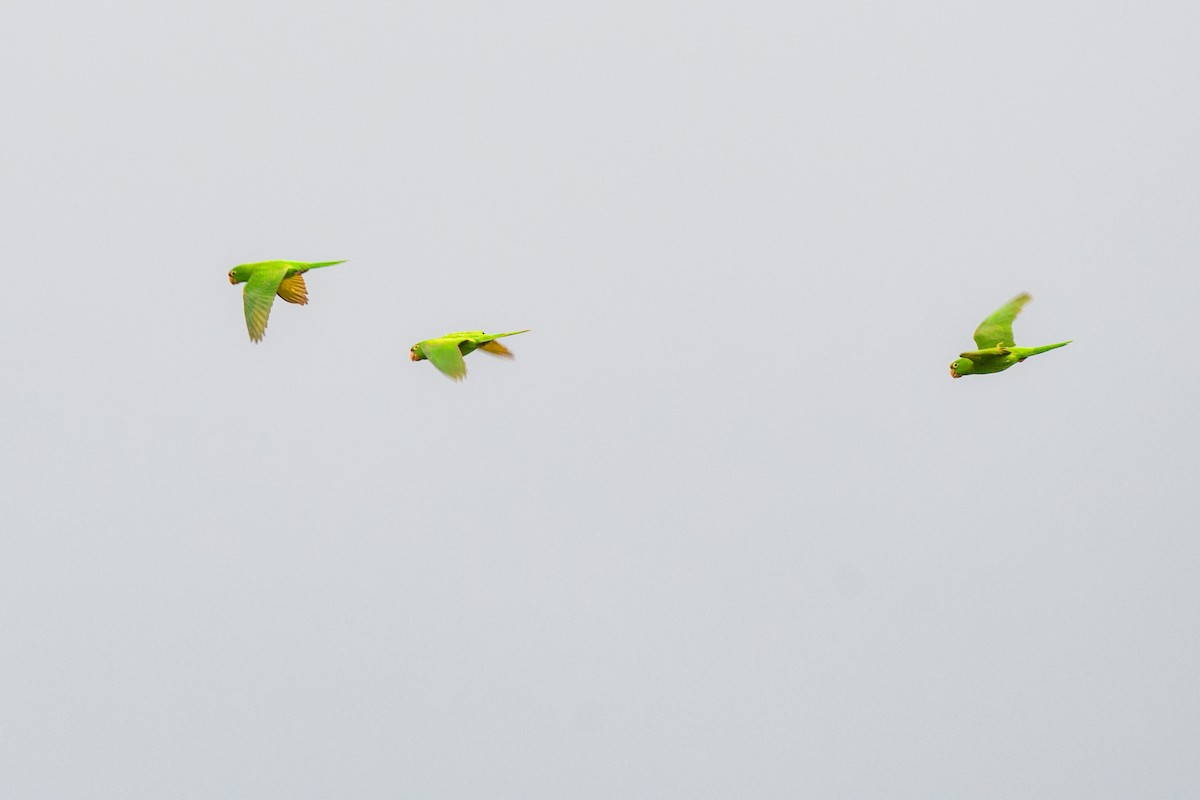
<box><xmin>950</xmin><ymin>358</ymin><xmax>973</xmax><ymax>379</ymax></box>
<box><xmin>228</xmin><ymin>265</ymin><xmax>251</xmax><ymax>285</ymax></box>
<box><xmin>409</xmin><ymin>345</ymin><xmax>426</xmax><ymax>362</ymax></box>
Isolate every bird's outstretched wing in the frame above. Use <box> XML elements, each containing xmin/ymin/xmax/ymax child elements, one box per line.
<box><xmin>276</xmin><ymin>274</ymin><xmax>308</xmax><ymax>305</ymax></box>
<box><xmin>422</xmin><ymin>339</ymin><xmax>468</xmax><ymax>380</ymax></box>
<box><xmin>478</xmin><ymin>340</ymin><xmax>513</xmax><ymax>357</ymax></box>
<box><xmin>974</xmin><ymin>294</ymin><xmax>1031</xmax><ymax>349</ymax></box>
<box><xmin>243</xmin><ymin>268</ymin><xmax>287</xmax><ymax>342</ymax></box>
<box><xmin>958</xmin><ymin>347</ymin><xmax>1008</xmax><ymax>365</ymax></box>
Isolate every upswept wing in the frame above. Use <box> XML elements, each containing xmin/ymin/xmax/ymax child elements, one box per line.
<box><xmin>974</xmin><ymin>293</ymin><xmax>1031</xmax><ymax>349</ymax></box>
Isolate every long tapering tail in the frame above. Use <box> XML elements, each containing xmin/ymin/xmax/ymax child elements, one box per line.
<box><xmin>1025</xmin><ymin>340</ymin><xmax>1071</xmax><ymax>356</ymax></box>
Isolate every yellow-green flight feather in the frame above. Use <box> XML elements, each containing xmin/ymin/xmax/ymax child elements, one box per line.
<box><xmin>409</xmin><ymin>330</ymin><xmax>530</xmax><ymax>381</ymax></box>
<box><xmin>226</xmin><ymin>260</ymin><xmax>345</xmax><ymax>342</ymax></box>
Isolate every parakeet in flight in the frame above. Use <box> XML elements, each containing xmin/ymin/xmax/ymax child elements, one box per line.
<box><xmin>950</xmin><ymin>293</ymin><xmax>1071</xmax><ymax>378</ymax></box>
<box><xmin>227</xmin><ymin>260</ymin><xmax>345</xmax><ymax>342</ymax></box>
<box><xmin>410</xmin><ymin>330</ymin><xmax>531</xmax><ymax>380</ymax></box>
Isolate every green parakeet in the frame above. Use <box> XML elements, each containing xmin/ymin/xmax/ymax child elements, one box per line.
<box><xmin>410</xmin><ymin>330</ymin><xmax>530</xmax><ymax>380</ymax></box>
<box><xmin>950</xmin><ymin>293</ymin><xmax>1071</xmax><ymax>378</ymax></box>
<box><xmin>227</xmin><ymin>260</ymin><xmax>345</xmax><ymax>342</ymax></box>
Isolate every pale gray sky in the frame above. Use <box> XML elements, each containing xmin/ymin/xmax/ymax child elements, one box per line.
<box><xmin>2</xmin><ymin>0</ymin><xmax>1199</xmax><ymax>797</ymax></box>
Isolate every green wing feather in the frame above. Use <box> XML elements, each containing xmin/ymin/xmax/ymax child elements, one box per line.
<box><xmin>958</xmin><ymin>348</ymin><xmax>1007</xmax><ymax>366</ymax></box>
<box><xmin>974</xmin><ymin>293</ymin><xmax>1031</xmax><ymax>349</ymax></box>
<box><xmin>422</xmin><ymin>338</ymin><xmax>468</xmax><ymax>380</ymax></box>
<box><xmin>243</xmin><ymin>268</ymin><xmax>287</xmax><ymax>342</ymax></box>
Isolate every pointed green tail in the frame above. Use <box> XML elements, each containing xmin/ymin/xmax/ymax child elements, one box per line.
<box><xmin>1023</xmin><ymin>340</ymin><xmax>1072</xmax><ymax>357</ymax></box>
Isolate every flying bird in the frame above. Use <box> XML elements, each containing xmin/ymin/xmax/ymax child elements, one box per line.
<box><xmin>410</xmin><ymin>330</ymin><xmax>531</xmax><ymax>380</ymax></box>
<box><xmin>950</xmin><ymin>293</ymin><xmax>1071</xmax><ymax>378</ymax></box>
<box><xmin>227</xmin><ymin>260</ymin><xmax>345</xmax><ymax>342</ymax></box>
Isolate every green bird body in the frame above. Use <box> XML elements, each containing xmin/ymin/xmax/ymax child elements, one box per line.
<box><xmin>950</xmin><ymin>293</ymin><xmax>1071</xmax><ymax>378</ymax></box>
<box><xmin>410</xmin><ymin>330</ymin><xmax>530</xmax><ymax>380</ymax></box>
<box><xmin>227</xmin><ymin>259</ymin><xmax>345</xmax><ymax>342</ymax></box>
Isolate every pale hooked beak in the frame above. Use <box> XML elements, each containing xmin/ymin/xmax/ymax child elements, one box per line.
<box><xmin>410</xmin><ymin>350</ymin><xmax>420</xmax><ymax>361</ymax></box>
<box><xmin>228</xmin><ymin>275</ymin><xmax>236</xmax><ymax>284</ymax></box>
<box><xmin>950</xmin><ymin>368</ymin><xmax>961</xmax><ymax>379</ymax></box>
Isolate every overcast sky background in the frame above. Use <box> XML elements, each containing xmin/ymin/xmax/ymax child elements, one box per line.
<box><xmin>2</xmin><ymin>1</ymin><xmax>1198</xmax><ymax>797</ymax></box>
